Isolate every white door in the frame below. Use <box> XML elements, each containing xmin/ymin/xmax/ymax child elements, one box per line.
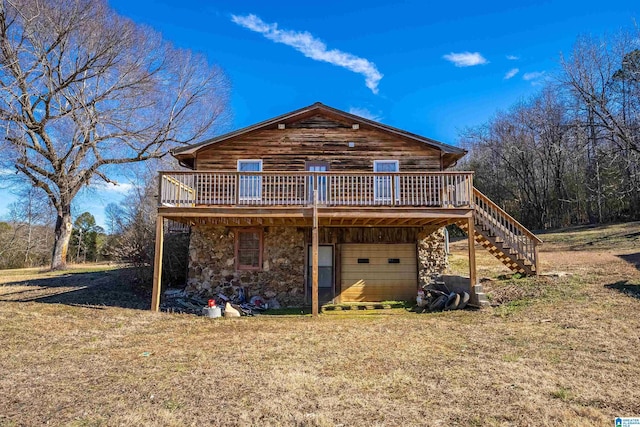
<box><xmin>374</xmin><ymin>160</ymin><xmax>399</xmax><ymax>203</ymax></box>
<box><xmin>238</xmin><ymin>160</ymin><xmax>262</xmax><ymax>201</ymax></box>
<box><xmin>307</xmin><ymin>245</ymin><xmax>334</xmax><ymax>303</ymax></box>
<box><xmin>306</xmin><ymin>162</ymin><xmax>328</xmax><ymax>203</ymax></box>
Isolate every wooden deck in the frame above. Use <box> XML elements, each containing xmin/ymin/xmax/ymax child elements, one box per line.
<box><xmin>158</xmin><ymin>170</ymin><xmax>475</xmax><ymax>227</ymax></box>
<box><xmin>151</xmin><ymin>170</ymin><xmax>542</xmax><ymax>316</ymax></box>
<box><xmin>159</xmin><ymin>170</ymin><xmax>474</xmax><ymax>208</ymax></box>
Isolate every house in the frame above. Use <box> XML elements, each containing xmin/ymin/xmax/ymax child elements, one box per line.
<box><xmin>151</xmin><ymin>102</ymin><xmax>541</xmax><ymax>315</ymax></box>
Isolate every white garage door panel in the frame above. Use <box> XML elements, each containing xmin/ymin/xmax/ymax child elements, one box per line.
<box><xmin>342</xmin><ymin>250</ymin><xmax>416</xmax><ymax>257</ymax></box>
<box><xmin>340</xmin><ymin>244</ymin><xmax>417</xmax><ymax>302</ymax></box>
<box><xmin>341</xmin><ymin>277</ymin><xmax>418</xmax><ymax>285</ymax></box>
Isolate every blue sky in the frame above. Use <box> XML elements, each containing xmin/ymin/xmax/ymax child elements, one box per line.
<box><xmin>1</xmin><ymin>0</ymin><xmax>637</xmax><ymax>227</ymax></box>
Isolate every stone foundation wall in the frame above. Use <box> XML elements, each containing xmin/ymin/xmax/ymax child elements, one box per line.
<box><xmin>186</xmin><ymin>225</ymin><xmax>448</xmax><ymax>305</ymax></box>
<box><xmin>186</xmin><ymin>226</ymin><xmax>306</xmax><ymax>306</ymax></box>
<box><xmin>417</xmin><ymin>227</ymin><xmax>448</xmax><ymax>287</ymax></box>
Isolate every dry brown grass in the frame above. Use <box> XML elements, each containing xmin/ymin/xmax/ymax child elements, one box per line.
<box><xmin>1</xmin><ymin>223</ymin><xmax>640</xmax><ymax>426</ymax></box>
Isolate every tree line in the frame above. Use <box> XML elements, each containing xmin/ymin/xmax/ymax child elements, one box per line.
<box><xmin>0</xmin><ymin>188</ymin><xmax>111</xmax><ymax>269</ymax></box>
<box><xmin>0</xmin><ymin>166</ymin><xmax>188</xmax><ymax>288</ymax></box>
<box><xmin>459</xmin><ymin>29</ymin><xmax>640</xmax><ymax>230</ymax></box>
<box><xmin>0</xmin><ymin>203</ymin><xmax>102</xmax><ymax>269</ymax></box>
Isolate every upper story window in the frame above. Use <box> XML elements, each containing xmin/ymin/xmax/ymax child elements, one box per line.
<box><xmin>374</xmin><ymin>160</ymin><xmax>399</xmax><ymax>173</ymax></box>
<box><xmin>237</xmin><ymin>159</ymin><xmax>262</xmax><ymax>201</ymax></box>
<box><xmin>235</xmin><ymin>228</ymin><xmax>263</xmax><ymax>270</ymax></box>
<box><xmin>373</xmin><ymin>160</ymin><xmax>399</xmax><ymax>202</ymax></box>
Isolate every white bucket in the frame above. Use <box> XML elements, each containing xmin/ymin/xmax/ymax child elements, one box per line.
<box><xmin>203</xmin><ymin>306</ymin><xmax>221</xmax><ymax>318</ymax></box>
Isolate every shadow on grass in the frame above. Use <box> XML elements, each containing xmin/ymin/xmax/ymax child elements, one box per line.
<box><xmin>0</xmin><ymin>267</ymin><xmax>149</xmax><ymax>310</ymax></box>
<box><xmin>618</xmin><ymin>252</ymin><xmax>640</xmax><ymax>271</ymax></box>
<box><xmin>605</xmin><ymin>280</ymin><xmax>640</xmax><ymax>299</ymax></box>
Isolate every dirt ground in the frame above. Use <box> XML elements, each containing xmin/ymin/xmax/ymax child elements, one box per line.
<box><xmin>0</xmin><ymin>223</ymin><xmax>639</xmax><ymax>426</ymax></box>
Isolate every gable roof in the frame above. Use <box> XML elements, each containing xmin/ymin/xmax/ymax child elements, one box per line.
<box><xmin>171</xmin><ymin>102</ymin><xmax>467</xmax><ymax>168</ymax></box>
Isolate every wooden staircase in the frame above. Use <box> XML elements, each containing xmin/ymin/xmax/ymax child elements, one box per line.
<box><xmin>458</xmin><ymin>189</ymin><xmax>542</xmax><ymax>275</ymax></box>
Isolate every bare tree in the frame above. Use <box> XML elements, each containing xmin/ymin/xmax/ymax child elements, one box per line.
<box><xmin>10</xmin><ymin>186</ymin><xmax>55</xmax><ymax>264</ymax></box>
<box><xmin>560</xmin><ymin>31</ymin><xmax>640</xmax><ymax>154</ymax></box>
<box><xmin>0</xmin><ymin>186</ymin><xmax>55</xmax><ymax>267</ymax></box>
<box><xmin>108</xmin><ymin>169</ymin><xmax>190</xmax><ymax>289</ymax></box>
<box><xmin>0</xmin><ymin>220</ymin><xmax>21</xmax><ymax>267</ymax></box>
<box><xmin>0</xmin><ymin>0</ymin><xmax>229</xmax><ymax>269</ymax></box>
<box><xmin>460</xmin><ymin>28</ymin><xmax>640</xmax><ymax>229</ymax></box>
<box><xmin>560</xmin><ymin>29</ymin><xmax>640</xmax><ymax>220</ymax></box>
<box><xmin>104</xmin><ymin>202</ymin><xmax>125</xmax><ymax>235</ymax></box>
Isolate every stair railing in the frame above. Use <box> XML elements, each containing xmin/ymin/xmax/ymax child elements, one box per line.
<box><xmin>473</xmin><ymin>189</ymin><xmax>542</xmax><ymax>272</ymax></box>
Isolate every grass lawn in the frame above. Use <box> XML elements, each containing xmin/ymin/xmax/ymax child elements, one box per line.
<box><xmin>1</xmin><ymin>224</ymin><xmax>640</xmax><ymax>426</ymax></box>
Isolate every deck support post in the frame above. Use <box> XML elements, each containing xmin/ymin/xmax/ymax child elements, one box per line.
<box><xmin>312</xmin><ymin>187</ymin><xmax>319</xmax><ymax>317</ymax></box>
<box><xmin>467</xmin><ymin>215</ymin><xmax>477</xmax><ymax>295</ymax></box>
<box><xmin>151</xmin><ymin>215</ymin><xmax>164</xmax><ymax>312</ymax></box>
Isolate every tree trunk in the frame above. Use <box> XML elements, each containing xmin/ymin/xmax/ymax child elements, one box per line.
<box><xmin>76</xmin><ymin>228</ymin><xmax>83</xmax><ymax>263</ymax></box>
<box><xmin>51</xmin><ymin>206</ymin><xmax>73</xmax><ymax>270</ymax></box>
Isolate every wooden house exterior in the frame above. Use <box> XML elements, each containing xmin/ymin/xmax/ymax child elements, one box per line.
<box><xmin>151</xmin><ymin>103</ymin><xmax>542</xmax><ymax>315</ymax></box>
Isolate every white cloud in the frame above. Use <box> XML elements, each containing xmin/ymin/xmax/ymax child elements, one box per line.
<box><xmin>348</xmin><ymin>107</ymin><xmax>381</xmax><ymax>122</ymax></box>
<box><xmin>90</xmin><ymin>181</ymin><xmax>135</xmax><ymax>195</ymax></box>
<box><xmin>442</xmin><ymin>51</ymin><xmax>488</xmax><ymax>67</ymax></box>
<box><xmin>506</xmin><ymin>55</ymin><xmax>520</xmax><ymax>60</ymax></box>
<box><xmin>523</xmin><ymin>71</ymin><xmax>545</xmax><ymax>81</ymax></box>
<box><xmin>231</xmin><ymin>14</ymin><xmax>383</xmax><ymax>94</ymax></box>
<box><xmin>504</xmin><ymin>68</ymin><xmax>519</xmax><ymax>79</ymax></box>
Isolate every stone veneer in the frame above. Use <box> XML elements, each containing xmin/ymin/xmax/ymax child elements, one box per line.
<box><xmin>186</xmin><ymin>226</ymin><xmax>306</xmax><ymax>306</ymax></box>
<box><xmin>186</xmin><ymin>225</ymin><xmax>448</xmax><ymax>305</ymax></box>
<box><xmin>417</xmin><ymin>227</ymin><xmax>448</xmax><ymax>288</ymax></box>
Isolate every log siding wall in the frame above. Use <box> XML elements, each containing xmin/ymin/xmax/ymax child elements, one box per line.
<box><xmin>195</xmin><ymin>115</ymin><xmax>444</xmax><ymax>172</ymax></box>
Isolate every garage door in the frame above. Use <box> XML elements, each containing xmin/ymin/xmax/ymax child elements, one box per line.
<box><xmin>340</xmin><ymin>244</ymin><xmax>417</xmax><ymax>302</ymax></box>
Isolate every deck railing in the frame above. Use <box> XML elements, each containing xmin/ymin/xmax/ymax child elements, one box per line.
<box><xmin>158</xmin><ymin>171</ymin><xmax>474</xmax><ymax>208</ymax></box>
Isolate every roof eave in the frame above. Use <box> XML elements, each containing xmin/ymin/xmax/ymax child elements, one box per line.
<box><xmin>171</xmin><ymin>102</ymin><xmax>466</xmax><ymax>158</ymax></box>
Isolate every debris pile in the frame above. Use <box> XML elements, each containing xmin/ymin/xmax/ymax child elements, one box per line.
<box><xmin>161</xmin><ymin>287</ymin><xmax>276</xmax><ymax>317</ymax></box>
<box><xmin>415</xmin><ymin>282</ymin><xmax>470</xmax><ymax>313</ymax></box>
<box><xmin>161</xmin><ymin>289</ymin><xmax>207</xmax><ymax>314</ymax></box>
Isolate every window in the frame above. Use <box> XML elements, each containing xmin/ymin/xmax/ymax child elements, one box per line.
<box><xmin>373</xmin><ymin>160</ymin><xmax>399</xmax><ymax>202</ymax></box>
<box><xmin>237</xmin><ymin>159</ymin><xmax>262</xmax><ymax>201</ymax></box>
<box><xmin>235</xmin><ymin>229</ymin><xmax>262</xmax><ymax>270</ymax></box>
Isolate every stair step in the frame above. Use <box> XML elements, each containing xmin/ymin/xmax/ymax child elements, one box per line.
<box><xmin>475</xmin><ymin>293</ymin><xmax>490</xmax><ymax>304</ymax></box>
<box><xmin>458</xmin><ymin>204</ymin><xmax>540</xmax><ymax>277</ymax></box>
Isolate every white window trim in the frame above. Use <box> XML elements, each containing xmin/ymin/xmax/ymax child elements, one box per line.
<box><xmin>237</xmin><ymin>159</ymin><xmax>263</xmax><ymax>201</ymax></box>
<box><xmin>237</xmin><ymin>159</ymin><xmax>263</xmax><ymax>171</ymax></box>
<box><xmin>373</xmin><ymin>160</ymin><xmax>399</xmax><ymax>172</ymax></box>
<box><xmin>373</xmin><ymin>160</ymin><xmax>400</xmax><ymax>203</ymax></box>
